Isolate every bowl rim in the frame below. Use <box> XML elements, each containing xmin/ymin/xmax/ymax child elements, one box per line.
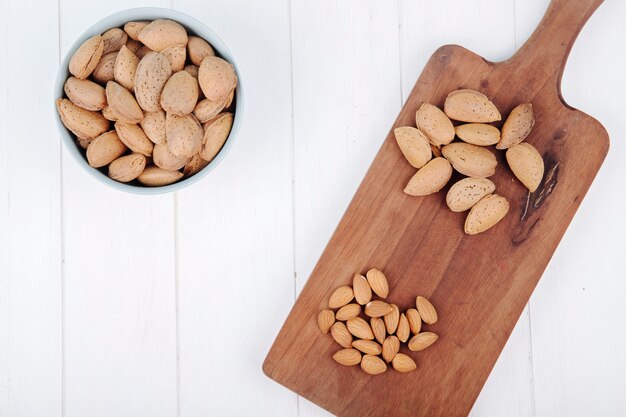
<box><xmin>54</xmin><ymin>7</ymin><xmax>244</xmax><ymax>195</ymax></box>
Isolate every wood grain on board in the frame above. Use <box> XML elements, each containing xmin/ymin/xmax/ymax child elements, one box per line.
<box><xmin>264</xmin><ymin>0</ymin><xmax>609</xmax><ymax>415</ymax></box>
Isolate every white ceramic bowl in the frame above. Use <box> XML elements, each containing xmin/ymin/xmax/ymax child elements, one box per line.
<box><xmin>54</xmin><ymin>7</ymin><xmax>243</xmax><ymax>194</ymax></box>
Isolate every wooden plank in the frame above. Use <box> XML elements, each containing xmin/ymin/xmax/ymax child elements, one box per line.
<box><xmin>290</xmin><ymin>1</ymin><xmax>402</xmax><ymax>415</ymax></box>
<box><xmin>172</xmin><ymin>0</ymin><xmax>297</xmax><ymax>416</ymax></box>
<box><xmin>265</xmin><ymin>0</ymin><xmax>609</xmax><ymax>415</ymax></box>
<box><xmin>526</xmin><ymin>0</ymin><xmax>626</xmax><ymax>415</ymax></box>
<box><xmin>59</xmin><ymin>1</ymin><xmax>177</xmax><ymax>417</ymax></box>
<box><xmin>397</xmin><ymin>2</ymin><xmax>536</xmax><ymax>416</ymax></box>
<box><xmin>0</xmin><ymin>0</ymin><xmax>62</xmax><ymax>416</ymax></box>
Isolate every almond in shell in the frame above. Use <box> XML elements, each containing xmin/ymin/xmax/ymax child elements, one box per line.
<box><xmin>102</xmin><ymin>28</ymin><xmax>128</xmax><ymax>54</ymax></box>
<box><xmin>415</xmin><ymin>296</ymin><xmax>437</xmax><ymax>324</ymax></box>
<box><xmin>382</xmin><ymin>335</ymin><xmax>400</xmax><ymax>363</ymax></box>
<box><xmin>106</xmin><ymin>81</ymin><xmax>143</xmax><ymax>124</ymax></box>
<box><xmin>108</xmin><ymin>153</ymin><xmax>146</xmax><ymax>183</ymax></box>
<box><xmin>115</xmin><ymin>122</ymin><xmax>153</xmax><ymax>156</ymax></box>
<box><xmin>330</xmin><ymin>322</ymin><xmax>352</xmax><ymax>348</ymax></box>
<box><xmin>199</xmin><ymin>112</ymin><xmax>233</xmax><ymax>162</ymax></box>
<box><xmin>161</xmin><ymin>71</ymin><xmax>200</xmax><ymax>115</ymax></box>
<box><xmin>92</xmin><ymin>52</ymin><xmax>118</xmax><ymax>84</ymax></box>
<box><xmin>497</xmin><ymin>103</ymin><xmax>534</xmax><ymax>149</ymax></box>
<box><xmin>187</xmin><ymin>36</ymin><xmax>215</xmax><ymax>66</ymax></box>
<box><xmin>446</xmin><ymin>177</ymin><xmax>496</xmax><ymax>212</ymax></box>
<box><xmin>194</xmin><ymin>98</ymin><xmax>228</xmax><ymax>123</ymax></box>
<box><xmin>415</xmin><ymin>103</ymin><xmax>455</xmax><ymax>146</ymax></box>
<box><xmin>465</xmin><ymin>194</ymin><xmax>510</xmax><ymax>235</ymax></box>
<box><xmin>69</xmin><ymin>34</ymin><xmax>104</xmax><ymax>79</ymax></box>
<box><xmin>183</xmin><ymin>154</ymin><xmax>210</xmax><ymax>177</ymax></box>
<box><xmin>441</xmin><ymin>143</ymin><xmax>497</xmax><ymax>177</ymax></box>
<box><xmin>78</xmin><ymin>137</ymin><xmax>93</xmax><ymax>150</ymax></box>
<box><xmin>455</xmin><ymin>123</ymin><xmax>500</xmax><ymax>146</ymax></box>
<box><xmin>317</xmin><ymin>309</ymin><xmax>335</xmax><ymax>334</ymax></box>
<box><xmin>506</xmin><ymin>143</ymin><xmax>544</xmax><ymax>192</ymax></box>
<box><xmin>352</xmin><ymin>273</ymin><xmax>372</xmax><ymax>305</ymax></box>
<box><xmin>444</xmin><ymin>89</ymin><xmax>501</xmax><ymax>123</ymax></box>
<box><xmin>114</xmin><ymin>45</ymin><xmax>140</xmax><ymax>90</ymax></box>
<box><xmin>102</xmin><ymin>105</ymin><xmax>119</xmax><ymax>122</ymax></box>
<box><xmin>392</xmin><ymin>353</ymin><xmax>417</xmax><ymax>373</ymax></box>
<box><xmin>138</xmin><ymin>19</ymin><xmax>188</xmax><ymax>51</ymax></box>
<box><xmin>224</xmin><ymin>90</ymin><xmax>235</xmax><ymax>109</ymax></box>
<box><xmin>370</xmin><ymin>317</ymin><xmax>386</xmax><ymax>344</ymax></box>
<box><xmin>361</xmin><ymin>354</ymin><xmax>387</xmax><ymax>375</ymax></box>
<box><xmin>328</xmin><ymin>286</ymin><xmax>354</xmax><ymax>309</ymax></box>
<box><xmin>136</xmin><ymin>45</ymin><xmax>153</xmax><ymax>59</ymax></box>
<box><xmin>137</xmin><ymin>166</ymin><xmax>183</xmax><ymax>186</ymax></box>
<box><xmin>184</xmin><ymin>64</ymin><xmax>199</xmax><ymax>79</ymax></box>
<box><xmin>408</xmin><ymin>332</ymin><xmax>438</xmax><ymax>352</ymax></box>
<box><xmin>56</xmin><ymin>98</ymin><xmax>109</xmax><ymax>140</ymax></box>
<box><xmin>404</xmin><ymin>157</ymin><xmax>452</xmax><ymax>196</ymax></box>
<box><xmin>383</xmin><ymin>304</ymin><xmax>399</xmax><ymax>334</ymax></box>
<box><xmin>166</xmin><ymin>113</ymin><xmax>204</xmax><ymax>158</ymax></box>
<box><xmin>64</xmin><ymin>77</ymin><xmax>106</xmax><ymax>111</ymax></box>
<box><xmin>365</xmin><ymin>268</ymin><xmax>389</xmax><ymax>298</ymax></box>
<box><xmin>125</xmin><ymin>39</ymin><xmax>142</xmax><ymax>55</ymax></box>
<box><xmin>346</xmin><ymin>317</ymin><xmax>374</xmax><ymax>340</ymax></box>
<box><xmin>124</xmin><ymin>21</ymin><xmax>150</xmax><ymax>41</ymax></box>
<box><xmin>86</xmin><ymin>130</ymin><xmax>127</xmax><ymax>168</ymax></box>
<box><xmin>134</xmin><ymin>52</ymin><xmax>172</xmax><ymax>112</ymax></box>
<box><xmin>352</xmin><ymin>340</ymin><xmax>382</xmax><ymax>356</ymax></box>
<box><xmin>335</xmin><ymin>304</ymin><xmax>361</xmax><ymax>321</ymax></box>
<box><xmin>153</xmin><ymin>143</ymin><xmax>190</xmax><ymax>171</ymax></box>
<box><xmin>198</xmin><ymin>56</ymin><xmax>237</xmax><ymax>102</ymax></box>
<box><xmin>394</xmin><ymin>126</ymin><xmax>432</xmax><ymax>169</ymax></box>
<box><xmin>140</xmin><ymin>110</ymin><xmax>166</xmax><ymax>145</ymax></box>
<box><xmin>333</xmin><ymin>349</ymin><xmax>362</xmax><ymax>366</ymax></box>
<box><xmin>364</xmin><ymin>301</ymin><xmax>393</xmax><ymax>318</ymax></box>
<box><xmin>162</xmin><ymin>44</ymin><xmax>187</xmax><ymax>72</ymax></box>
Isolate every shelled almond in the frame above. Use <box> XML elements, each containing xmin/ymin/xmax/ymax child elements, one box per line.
<box><xmin>392</xmin><ymin>353</ymin><xmax>417</xmax><ymax>373</ymax></box>
<box><xmin>333</xmin><ymin>349</ymin><xmax>362</xmax><ymax>366</ymax></box>
<box><xmin>394</xmin><ymin>88</ymin><xmax>545</xmax><ymax>234</ymax></box>
<box><xmin>346</xmin><ymin>317</ymin><xmax>375</xmax><ymax>340</ymax></box>
<box><xmin>57</xmin><ymin>19</ymin><xmax>237</xmax><ymax>187</ymax></box>
<box><xmin>370</xmin><ymin>318</ymin><xmax>386</xmax><ymax>344</ymax></box>
<box><xmin>336</xmin><ymin>304</ymin><xmax>361</xmax><ymax>321</ymax></box>
<box><xmin>319</xmin><ymin>268</ymin><xmax>439</xmax><ymax>375</ymax></box>
<box><xmin>317</xmin><ymin>309</ymin><xmax>335</xmax><ymax>334</ymax></box>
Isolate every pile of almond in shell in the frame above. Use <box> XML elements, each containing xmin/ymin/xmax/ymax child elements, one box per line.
<box><xmin>56</xmin><ymin>19</ymin><xmax>237</xmax><ymax>186</ymax></box>
<box><xmin>395</xmin><ymin>89</ymin><xmax>543</xmax><ymax>234</ymax></box>
<box><xmin>318</xmin><ymin>268</ymin><xmax>438</xmax><ymax>375</ymax></box>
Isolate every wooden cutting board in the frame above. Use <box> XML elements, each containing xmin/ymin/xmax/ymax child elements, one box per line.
<box><xmin>264</xmin><ymin>0</ymin><xmax>608</xmax><ymax>415</ymax></box>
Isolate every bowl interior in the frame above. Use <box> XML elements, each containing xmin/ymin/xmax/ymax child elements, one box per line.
<box><xmin>55</xmin><ymin>7</ymin><xmax>243</xmax><ymax>195</ymax></box>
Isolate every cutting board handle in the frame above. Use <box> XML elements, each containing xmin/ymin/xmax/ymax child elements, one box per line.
<box><xmin>510</xmin><ymin>0</ymin><xmax>603</xmax><ymax>94</ymax></box>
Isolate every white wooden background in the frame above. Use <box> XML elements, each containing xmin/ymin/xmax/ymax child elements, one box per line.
<box><xmin>1</xmin><ymin>0</ymin><xmax>625</xmax><ymax>416</ymax></box>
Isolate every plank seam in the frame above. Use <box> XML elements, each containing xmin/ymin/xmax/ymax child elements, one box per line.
<box><xmin>174</xmin><ymin>192</ymin><xmax>181</xmax><ymax>417</ymax></box>
<box><xmin>527</xmin><ymin>306</ymin><xmax>537</xmax><ymax>417</ymax></box>
<box><xmin>169</xmin><ymin>3</ymin><xmax>181</xmax><ymax>416</ymax></box>
<box><xmin>513</xmin><ymin>1</ymin><xmax>537</xmax><ymax>415</ymax></box>
<box><xmin>396</xmin><ymin>0</ymin><xmax>404</xmax><ymax>104</ymax></box>
<box><xmin>286</xmin><ymin>0</ymin><xmax>300</xmax><ymax>415</ymax></box>
<box><xmin>58</xmin><ymin>0</ymin><xmax>66</xmax><ymax>416</ymax></box>
<box><xmin>170</xmin><ymin>3</ymin><xmax>181</xmax><ymax>417</ymax></box>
